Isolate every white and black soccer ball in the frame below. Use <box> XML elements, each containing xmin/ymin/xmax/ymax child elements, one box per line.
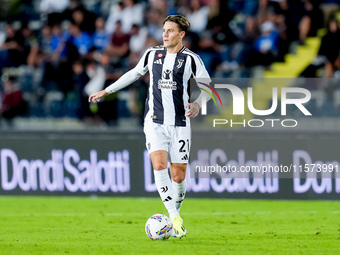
<box><xmin>145</xmin><ymin>214</ymin><xmax>173</xmax><ymax>240</ymax></box>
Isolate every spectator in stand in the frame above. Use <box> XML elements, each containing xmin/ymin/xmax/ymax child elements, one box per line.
<box><xmin>197</xmin><ymin>0</ymin><xmax>237</xmax><ymax>75</ymax></box>
<box><xmin>258</xmin><ymin>1</ymin><xmax>288</xmax><ymax>61</ymax></box>
<box><xmin>320</xmin><ymin>0</ymin><xmax>340</xmax><ymax>27</ymax></box>
<box><xmin>146</xmin><ymin>8</ymin><xmax>164</xmax><ymax>45</ymax></box>
<box><xmin>81</xmin><ymin>54</ymin><xmax>119</xmax><ymax>125</ymax></box>
<box><xmin>119</xmin><ymin>0</ymin><xmax>144</xmax><ymax>34</ymax></box>
<box><xmin>0</xmin><ymin>24</ymin><xmax>25</xmax><ymax>72</ymax></box>
<box><xmin>298</xmin><ymin>0</ymin><xmax>324</xmax><ymax>45</ymax></box>
<box><xmin>68</xmin><ymin>22</ymin><xmax>92</xmax><ymax>57</ymax></box>
<box><xmin>105</xmin><ymin>1</ymin><xmax>125</xmax><ymax>34</ymax></box>
<box><xmin>149</xmin><ymin>0</ymin><xmax>167</xmax><ymax>15</ymax></box>
<box><xmin>247</xmin><ymin>21</ymin><xmax>279</xmax><ymax>68</ymax></box>
<box><xmin>105</xmin><ymin>0</ymin><xmax>144</xmax><ymax>34</ymax></box>
<box><xmin>177</xmin><ymin>0</ymin><xmax>190</xmax><ymax>16</ymax></box>
<box><xmin>42</xmin><ymin>22</ymin><xmax>80</xmax><ymax>94</ymax></box>
<box><xmin>72</xmin><ymin>59</ymin><xmax>90</xmax><ymax>118</ymax></box>
<box><xmin>70</xmin><ymin>6</ymin><xmax>96</xmax><ymax>34</ymax></box>
<box><xmin>96</xmin><ymin>52</ymin><xmax>120</xmax><ymax>125</ymax></box>
<box><xmin>27</xmin><ymin>25</ymin><xmax>52</xmax><ymax>68</ymax></box>
<box><xmin>322</xmin><ymin>18</ymin><xmax>340</xmax><ymax>78</ymax></box>
<box><xmin>206</xmin><ymin>0</ymin><xmax>233</xmax><ymax>28</ymax></box>
<box><xmin>21</xmin><ymin>22</ymin><xmax>39</xmax><ymax>64</ymax></box>
<box><xmin>258</xmin><ymin>0</ymin><xmax>285</xmax><ymax>24</ymax></box>
<box><xmin>186</xmin><ymin>0</ymin><xmax>210</xmax><ymax>34</ymax></box>
<box><xmin>40</xmin><ymin>23</ymin><xmax>68</xmax><ymax>90</ymax></box>
<box><xmin>50</xmin><ymin>23</ymin><xmax>69</xmax><ymax>59</ymax></box>
<box><xmin>208</xmin><ymin>1</ymin><xmax>240</xmax><ymax>73</ymax></box>
<box><xmin>108</xmin><ymin>21</ymin><xmax>130</xmax><ymax>66</ymax></box>
<box><xmin>237</xmin><ymin>16</ymin><xmax>260</xmax><ymax>67</ymax></box>
<box><xmin>284</xmin><ymin>0</ymin><xmax>323</xmax><ymax>45</ymax></box>
<box><xmin>300</xmin><ymin>18</ymin><xmax>340</xmax><ymax>78</ymax></box>
<box><xmin>129</xmin><ymin>24</ymin><xmax>148</xmax><ymax>67</ymax></box>
<box><xmin>0</xmin><ymin>75</ymin><xmax>27</xmax><ymax>126</ymax></box>
<box><xmin>197</xmin><ymin>30</ymin><xmax>221</xmax><ymax>75</ymax></box>
<box><xmin>39</xmin><ymin>0</ymin><xmax>69</xmax><ymax>25</ymax></box>
<box><xmin>99</xmin><ymin>52</ymin><xmax>122</xmax><ymax>83</ymax></box>
<box><xmin>92</xmin><ymin>17</ymin><xmax>110</xmax><ymax>52</ymax></box>
<box><xmin>40</xmin><ymin>26</ymin><xmax>53</xmax><ymax>55</ymax></box>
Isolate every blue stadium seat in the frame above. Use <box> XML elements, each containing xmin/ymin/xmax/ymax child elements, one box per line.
<box><xmin>49</xmin><ymin>100</ymin><xmax>64</xmax><ymax>118</ymax></box>
<box><xmin>32</xmin><ymin>102</ymin><xmax>46</xmax><ymax>118</ymax></box>
<box><xmin>64</xmin><ymin>98</ymin><xmax>81</xmax><ymax>118</ymax></box>
<box><xmin>118</xmin><ymin>99</ymin><xmax>130</xmax><ymax>118</ymax></box>
<box><xmin>19</xmin><ymin>73</ymin><xmax>33</xmax><ymax>92</ymax></box>
<box><xmin>305</xmin><ymin>98</ymin><xmax>318</xmax><ymax>117</ymax></box>
<box><xmin>320</xmin><ymin>100</ymin><xmax>337</xmax><ymax>117</ymax></box>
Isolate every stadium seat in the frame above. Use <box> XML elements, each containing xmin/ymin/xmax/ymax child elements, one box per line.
<box><xmin>32</xmin><ymin>101</ymin><xmax>46</xmax><ymax>118</ymax></box>
<box><xmin>305</xmin><ymin>98</ymin><xmax>318</xmax><ymax>117</ymax></box>
<box><xmin>64</xmin><ymin>98</ymin><xmax>82</xmax><ymax>119</ymax></box>
<box><xmin>320</xmin><ymin>100</ymin><xmax>337</xmax><ymax>117</ymax></box>
<box><xmin>49</xmin><ymin>100</ymin><xmax>64</xmax><ymax>118</ymax></box>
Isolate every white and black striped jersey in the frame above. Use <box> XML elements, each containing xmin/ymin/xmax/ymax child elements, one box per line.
<box><xmin>135</xmin><ymin>46</ymin><xmax>210</xmax><ymax>127</ymax></box>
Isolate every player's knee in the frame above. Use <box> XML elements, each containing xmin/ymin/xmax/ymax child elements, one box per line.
<box><xmin>172</xmin><ymin>174</ymin><xmax>185</xmax><ymax>183</ymax></box>
<box><xmin>171</xmin><ymin>163</ymin><xmax>187</xmax><ymax>183</ymax></box>
<box><xmin>153</xmin><ymin>163</ymin><xmax>168</xmax><ymax>170</ymax></box>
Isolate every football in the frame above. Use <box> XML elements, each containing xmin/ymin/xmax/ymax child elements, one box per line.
<box><xmin>145</xmin><ymin>214</ymin><xmax>173</xmax><ymax>240</ymax></box>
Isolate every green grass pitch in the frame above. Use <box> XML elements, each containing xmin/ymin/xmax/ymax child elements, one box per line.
<box><xmin>0</xmin><ymin>196</ymin><xmax>339</xmax><ymax>255</ymax></box>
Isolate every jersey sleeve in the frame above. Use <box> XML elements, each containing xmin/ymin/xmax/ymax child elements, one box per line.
<box><xmin>105</xmin><ymin>68</ymin><xmax>141</xmax><ymax>94</ymax></box>
<box><xmin>192</xmin><ymin>55</ymin><xmax>210</xmax><ymax>79</ymax></box>
<box><xmin>105</xmin><ymin>48</ymin><xmax>152</xmax><ymax>94</ymax></box>
<box><xmin>134</xmin><ymin>48</ymin><xmax>151</xmax><ymax>75</ymax></box>
<box><xmin>191</xmin><ymin>54</ymin><xmax>212</xmax><ymax>108</ymax></box>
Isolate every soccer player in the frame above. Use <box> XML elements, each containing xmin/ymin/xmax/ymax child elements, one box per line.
<box><xmin>89</xmin><ymin>15</ymin><xmax>210</xmax><ymax>238</ymax></box>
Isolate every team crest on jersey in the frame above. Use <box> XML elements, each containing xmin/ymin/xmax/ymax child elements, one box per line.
<box><xmin>177</xmin><ymin>59</ymin><xmax>184</xmax><ymax>68</ymax></box>
<box><xmin>158</xmin><ymin>53</ymin><xmax>163</xmax><ymax>58</ymax></box>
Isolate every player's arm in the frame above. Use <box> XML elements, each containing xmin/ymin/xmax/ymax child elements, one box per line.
<box><xmin>89</xmin><ymin>49</ymin><xmax>151</xmax><ymax>103</ymax></box>
<box><xmin>186</xmin><ymin>88</ymin><xmax>210</xmax><ymax>117</ymax></box>
<box><xmin>88</xmin><ymin>69</ymin><xmax>142</xmax><ymax>102</ymax></box>
<box><xmin>186</xmin><ymin>55</ymin><xmax>211</xmax><ymax>118</ymax></box>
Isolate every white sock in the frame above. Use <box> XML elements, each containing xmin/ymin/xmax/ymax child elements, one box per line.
<box><xmin>172</xmin><ymin>179</ymin><xmax>187</xmax><ymax>212</ymax></box>
<box><xmin>154</xmin><ymin>169</ymin><xmax>179</xmax><ymax>219</ymax></box>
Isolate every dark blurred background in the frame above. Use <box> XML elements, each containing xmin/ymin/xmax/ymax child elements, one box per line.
<box><xmin>0</xmin><ymin>0</ymin><xmax>339</xmax><ymax>130</ymax></box>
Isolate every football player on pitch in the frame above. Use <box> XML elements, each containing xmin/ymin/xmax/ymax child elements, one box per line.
<box><xmin>89</xmin><ymin>15</ymin><xmax>210</xmax><ymax>238</ymax></box>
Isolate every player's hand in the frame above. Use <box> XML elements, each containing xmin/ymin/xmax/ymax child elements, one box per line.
<box><xmin>88</xmin><ymin>90</ymin><xmax>108</xmax><ymax>103</ymax></box>
<box><xmin>185</xmin><ymin>102</ymin><xmax>200</xmax><ymax>118</ymax></box>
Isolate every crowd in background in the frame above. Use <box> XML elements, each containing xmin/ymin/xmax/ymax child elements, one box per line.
<box><xmin>0</xmin><ymin>0</ymin><xmax>339</xmax><ymax>127</ymax></box>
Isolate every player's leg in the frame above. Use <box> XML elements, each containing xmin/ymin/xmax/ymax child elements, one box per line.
<box><xmin>169</xmin><ymin>163</ymin><xmax>187</xmax><ymax>238</ymax></box>
<box><xmin>150</xmin><ymin>150</ymin><xmax>179</xmax><ymax>220</ymax></box>
<box><xmin>168</xmin><ymin>126</ymin><xmax>190</xmax><ymax>238</ymax></box>
<box><xmin>144</xmin><ymin>122</ymin><xmax>180</xmax><ymax>220</ymax></box>
<box><xmin>169</xmin><ymin>125</ymin><xmax>190</xmax><ymax>212</ymax></box>
<box><xmin>170</xmin><ymin>163</ymin><xmax>187</xmax><ymax>212</ymax></box>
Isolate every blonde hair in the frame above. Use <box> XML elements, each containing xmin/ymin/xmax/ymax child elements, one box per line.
<box><xmin>163</xmin><ymin>15</ymin><xmax>190</xmax><ymax>33</ymax></box>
